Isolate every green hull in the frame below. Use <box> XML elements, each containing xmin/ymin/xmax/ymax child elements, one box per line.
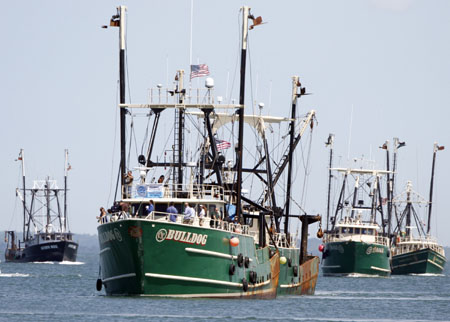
<box><xmin>276</xmin><ymin>247</ymin><xmax>319</xmax><ymax>295</ymax></box>
<box><xmin>321</xmin><ymin>241</ymin><xmax>390</xmax><ymax>277</ymax></box>
<box><xmin>98</xmin><ymin>219</ymin><xmax>279</xmax><ymax>298</ymax></box>
<box><xmin>392</xmin><ymin>248</ymin><xmax>446</xmax><ymax>275</ymax></box>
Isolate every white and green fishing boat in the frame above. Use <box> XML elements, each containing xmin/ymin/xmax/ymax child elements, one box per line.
<box><xmin>321</xmin><ymin>141</ymin><xmax>391</xmax><ymax>277</ymax></box>
<box><xmin>391</xmin><ymin>144</ymin><xmax>447</xmax><ymax>275</ymax></box>
<box><xmin>96</xmin><ymin>5</ymin><xmax>320</xmax><ymax>298</ymax></box>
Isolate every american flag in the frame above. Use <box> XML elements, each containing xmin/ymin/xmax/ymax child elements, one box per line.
<box><xmin>190</xmin><ymin>64</ymin><xmax>210</xmax><ymax>79</ymax></box>
<box><xmin>216</xmin><ymin>139</ymin><xmax>231</xmax><ymax>151</ymax></box>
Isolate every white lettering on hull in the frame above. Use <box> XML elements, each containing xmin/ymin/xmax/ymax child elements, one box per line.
<box><xmin>41</xmin><ymin>245</ymin><xmax>58</xmax><ymax>250</ymax></box>
<box><xmin>366</xmin><ymin>246</ymin><xmax>384</xmax><ymax>255</ymax></box>
<box><xmin>156</xmin><ymin>229</ymin><xmax>208</xmax><ymax>246</ymax></box>
<box><xmin>99</xmin><ymin>228</ymin><xmax>123</xmax><ymax>244</ymax></box>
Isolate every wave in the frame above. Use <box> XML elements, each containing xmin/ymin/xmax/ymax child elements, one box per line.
<box><xmin>311</xmin><ymin>295</ymin><xmax>449</xmax><ymax>302</ymax></box>
<box><xmin>345</xmin><ymin>273</ymin><xmax>389</xmax><ymax>278</ymax></box>
<box><xmin>0</xmin><ymin>311</ymin><xmax>445</xmax><ymax>322</ymax></box>
<box><xmin>409</xmin><ymin>273</ymin><xmax>445</xmax><ymax>277</ymax></box>
<box><xmin>59</xmin><ymin>261</ymin><xmax>85</xmax><ymax>265</ymax></box>
<box><xmin>0</xmin><ymin>272</ymin><xmax>30</xmax><ymax>278</ymax></box>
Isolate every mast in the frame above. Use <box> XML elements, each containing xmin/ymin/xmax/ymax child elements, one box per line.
<box><xmin>108</xmin><ymin>6</ymin><xmax>128</xmax><ymax>199</ymax></box>
<box><xmin>391</xmin><ymin>138</ymin><xmax>404</xmax><ymax>230</ymax></box>
<box><xmin>405</xmin><ymin>182</ymin><xmax>412</xmax><ymax>237</ymax></box>
<box><xmin>350</xmin><ymin>176</ymin><xmax>359</xmax><ymax>218</ymax></box>
<box><xmin>325</xmin><ymin>134</ymin><xmax>334</xmax><ymax>232</ymax></box>
<box><xmin>235</xmin><ymin>6</ymin><xmax>250</xmax><ymax>222</ymax></box>
<box><xmin>370</xmin><ymin>176</ymin><xmax>378</xmax><ymax>223</ymax></box>
<box><xmin>284</xmin><ymin>76</ymin><xmax>300</xmax><ymax>241</ymax></box>
<box><xmin>64</xmin><ymin>149</ymin><xmax>69</xmax><ymax>232</ymax></box>
<box><xmin>178</xmin><ymin>70</ymin><xmax>185</xmax><ymax>186</ymax></box>
<box><xmin>427</xmin><ymin>142</ymin><xmax>443</xmax><ymax>234</ymax></box>
<box><xmin>382</xmin><ymin>140</ymin><xmax>392</xmax><ymax>238</ymax></box>
<box><xmin>332</xmin><ymin>172</ymin><xmax>348</xmax><ymax>231</ymax></box>
<box><xmin>46</xmin><ymin>177</ymin><xmax>51</xmax><ymax>234</ymax></box>
<box><xmin>20</xmin><ymin>149</ymin><xmax>26</xmax><ymax>241</ymax></box>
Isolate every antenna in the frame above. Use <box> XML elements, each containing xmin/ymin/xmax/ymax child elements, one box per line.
<box><xmin>347</xmin><ymin>104</ymin><xmax>354</xmax><ymax>162</ymax></box>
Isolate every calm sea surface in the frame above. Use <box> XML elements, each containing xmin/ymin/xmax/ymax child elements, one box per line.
<box><xmin>1</xmin><ymin>248</ymin><xmax>449</xmax><ymax>322</ymax></box>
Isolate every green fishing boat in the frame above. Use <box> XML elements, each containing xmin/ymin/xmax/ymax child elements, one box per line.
<box><xmin>96</xmin><ymin>5</ymin><xmax>323</xmax><ymax>298</ymax></box>
<box><xmin>321</xmin><ymin>140</ymin><xmax>391</xmax><ymax>277</ymax></box>
<box><xmin>322</xmin><ymin>216</ymin><xmax>390</xmax><ymax>277</ymax></box>
<box><xmin>391</xmin><ymin>172</ymin><xmax>446</xmax><ymax>275</ymax></box>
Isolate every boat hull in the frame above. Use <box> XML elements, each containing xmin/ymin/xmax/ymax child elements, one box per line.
<box><xmin>276</xmin><ymin>246</ymin><xmax>319</xmax><ymax>295</ymax></box>
<box><xmin>391</xmin><ymin>248</ymin><xmax>446</xmax><ymax>275</ymax></box>
<box><xmin>98</xmin><ymin>219</ymin><xmax>279</xmax><ymax>298</ymax></box>
<box><xmin>321</xmin><ymin>241</ymin><xmax>390</xmax><ymax>277</ymax></box>
<box><xmin>4</xmin><ymin>240</ymin><xmax>78</xmax><ymax>262</ymax></box>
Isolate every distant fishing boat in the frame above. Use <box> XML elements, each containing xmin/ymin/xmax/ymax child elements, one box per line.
<box><xmin>391</xmin><ymin>143</ymin><xmax>446</xmax><ymax>275</ymax></box>
<box><xmin>96</xmin><ymin>5</ymin><xmax>319</xmax><ymax>298</ymax></box>
<box><xmin>4</xmin><ymin>149</ymin><xmax>78</xmax><ymax>262</ymax></box>
<box><xmin>320</xmin><ymin>138</ymin><xmax>391</xmax><ymax>277</ymax></box>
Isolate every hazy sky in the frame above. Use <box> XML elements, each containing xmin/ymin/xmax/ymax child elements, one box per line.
<box><xmin>2</xmin><ymin>1</ymin><xmax>450</xmax><ymax>246</ymax></box>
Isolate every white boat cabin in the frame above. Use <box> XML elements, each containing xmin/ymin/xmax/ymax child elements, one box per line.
<box><xmin>326</xmin><ymin>216</ymin><xmax>388</xmax><ymax>246</ymax></box>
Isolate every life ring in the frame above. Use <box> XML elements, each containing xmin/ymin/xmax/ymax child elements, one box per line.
<box><xmin>229</xmin><ymin>263</ymin><xmax>236</xmax><ymax>275</ymax></box>
<box><xmin>242</xmin><ymin>278</ymin><xmax>249</xmax><ymax>292</ymax></box>
<box><xmin>237</xmin><ymin>253</ymin><xmax>244</xmax><ymax>267</ymax></box>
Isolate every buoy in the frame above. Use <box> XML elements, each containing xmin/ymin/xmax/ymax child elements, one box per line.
<box><xmin>230</xmin><ymin>237</ymin><xmax>240</xmax><ymax>247</ymax></box>
<box><xmin>318</xmin><ymin>244</ymin><xmax>325</xmax><ymax>252</ymax></box>
<box><xmin>280</xmin><ymin>256</ymin><xmax>287</xmax><ymax>265</ymax></box>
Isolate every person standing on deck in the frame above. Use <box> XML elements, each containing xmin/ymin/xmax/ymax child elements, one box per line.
<box><xmin>146</xmin><ymin>200</ymin><xmax>155</xmax><ymax>216</ymax></box>
<box><xmin>183</xmin><ymin>203</ymin><xmax>195</xmax><ymax>224</ymax></box>
<box><xmin>167</xmin><ymin>202</ymin><xmax>178</xmax><ymax>222</ymax></box>
<box><xmin>124</xmin><ymin>171</ymin><xmax>134</xmax><ymax>198</ymax></box>
<box><xmin>199</xmin><ymin>205</ymin><xmax>207</xmax><ymax>225</ymax></box>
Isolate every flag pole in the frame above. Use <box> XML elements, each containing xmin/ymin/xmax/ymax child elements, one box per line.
<box><xmin>189</xmin><ymin>0</ymin><xmax>193</xmax><ymax>66</ymax></box>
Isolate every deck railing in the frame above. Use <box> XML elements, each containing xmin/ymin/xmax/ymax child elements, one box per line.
<box><xmin>100</xmin><ymin>210</ymin><xmax>250</xmax><ymax>235</ymax></box>
<box><xmin>124</xmin><ymin>182</ymin><xmax>227</xmax><ymax>201</ymax></box>
<box><xmin>392</xmin><ymin>236</ymin><xmax>445</xmax><ymax>256</ymax></box>
<box><xmin>325</xmin><ymin>233</ymin><xmax>389</xmax><ymax>246</ymax></box>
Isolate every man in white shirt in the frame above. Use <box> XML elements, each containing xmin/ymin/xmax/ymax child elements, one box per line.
<box><xmin>183</xmin><ymin>203</ymin><xmax>195</xmax><ymax>224</ymax></box>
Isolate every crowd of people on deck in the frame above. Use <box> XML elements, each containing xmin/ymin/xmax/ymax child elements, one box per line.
<box><xmin>97</xmin><ymin>199</ymin><xmax>238</xmax><ymax>227</ymax></box>
<box><xmin>97</xmin><ymin>171</ymin><xmax>237</xmax><ymax>226</ymax></box>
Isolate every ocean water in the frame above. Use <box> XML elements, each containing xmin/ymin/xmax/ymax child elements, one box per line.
<box><xmin>1</xmin><ymin>249</ymin><xmax>449</xmax><ymax>322</ymax></box>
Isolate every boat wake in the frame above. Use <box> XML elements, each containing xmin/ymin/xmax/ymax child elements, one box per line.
<box><xmin>59</xmin><ymin>261</ymin><xmax>85</xmax><ymax>265</ymax></box>
<box><xmin>345</xmin><ymin>273</ymin><xmax>387</xmax><ymax>278</ymax></box>
<box><xmin>0</xmin><ymin>270</ymin><xmax>30</xmax><ymax>278</ymax></box>
<box><xmin>32</xmin><ymin>261</ymin><xmax>55</xmax><ymax>264</ymax></box>
<box><xmin>409</xmin><ymin>273</ymin><xmax>445</xmax><ymax>277</ymax></box>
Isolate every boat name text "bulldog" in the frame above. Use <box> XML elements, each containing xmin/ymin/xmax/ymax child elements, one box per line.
<box><xmin>366</xmin><ymin>246</ymin><xmax>384</xmax><ymax>255</ymax></box>
<box><xmin>99</xmin><ymin>228</ymin><xmax>123</xmax><ymax>244</ymax></box>
<box><xmin>155</xmin><ymin>229</ymin><xmax>208</xmax><ymax>246</ymax></box>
